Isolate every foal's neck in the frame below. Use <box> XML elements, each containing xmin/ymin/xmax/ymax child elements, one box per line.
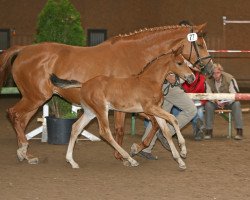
<box><xmin>138</xmin><ymin>54</ymin><xmax>172</xmax><ymax>85</ymax></box>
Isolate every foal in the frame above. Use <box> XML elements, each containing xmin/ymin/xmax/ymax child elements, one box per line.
<box><xmin>50</xmin><ymin>46</ymin><xmax>195</xmax><ymax>170</ymax></box>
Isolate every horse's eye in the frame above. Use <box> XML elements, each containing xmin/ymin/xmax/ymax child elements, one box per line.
<box><xmin>177</xmin><ymin>62</ymin><xmax>183</xmax><ymax>66</ymax></box>
<box><xmin>197</xmin><ymin>43</ymin><xmax>204</xmax><ymax>48</ymax></box>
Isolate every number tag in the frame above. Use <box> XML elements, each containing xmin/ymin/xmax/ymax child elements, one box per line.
<box><xmin>187</xmin><ymin>33</ymin><xmax>198</xmax><ymax>42</ymax></box>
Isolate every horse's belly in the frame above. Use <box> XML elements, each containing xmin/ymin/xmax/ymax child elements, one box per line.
<box><xmin>108</xmin><ymin>103</ymin><xmax>143</xmax><ymax>113</ymax></box>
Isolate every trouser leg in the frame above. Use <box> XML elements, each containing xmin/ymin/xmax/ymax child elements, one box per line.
<box><xmin>205</xmin><ymin>101</ymin><xmax>216</xmax><ymax>130</ymax></box>
<box><xmin>141</xmin><ymin>122</ymin><xmax>158</xmax><ymax>153</ymax></box>
<box><xmin>228</xmin><ymin>101</ymin><xmax>243</xmax><ymax>129</ymax></box>
<box><xmin>162</xmin><ymin>86</ymin><xmax>197</xmax><ymax>136</ymax></box>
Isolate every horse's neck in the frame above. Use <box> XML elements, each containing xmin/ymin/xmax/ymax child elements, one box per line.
<box><xmin>139</xmin><ymin>56</ymin><xmax>171</xmax><ymax>85</ymax></box>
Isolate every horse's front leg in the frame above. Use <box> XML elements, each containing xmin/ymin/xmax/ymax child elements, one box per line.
<box><xmin>131</xmin><ymin>114</ymin><xmax>159</xmax><ymax>156</ymax></box>
<box><xmin>113</xmin><ymin>111</ymin><xmax>126</xmax><ymax>160</ymax></box>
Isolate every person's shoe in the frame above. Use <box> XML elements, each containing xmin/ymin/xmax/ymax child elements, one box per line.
<box><xmin>234</xmin><ymin>129</ymin><xmax>243</xmax><ymax>140</ymax></box>
<box><xmin>204</xmin><ymin>129</ymin><xmax>213</xmax><ymax>140</ymax></box>
<box><xmin>156</xmin><ymin>131</ymin><xmax>171</xmax><ymax>151</ymax></box>
<box><xmin>137</xmin><ymin>151</ymin><xmax>158</xmax><ymax>160</ymax></box>
<box><xmin>194</xmin><ymin>131</ymin><xmax>203</xmax><ymax>141</ymax></box>
<box><xmin>194</xmin><ymin>118</ymin><xmax>204</xmax><ymax>141</ymax></box>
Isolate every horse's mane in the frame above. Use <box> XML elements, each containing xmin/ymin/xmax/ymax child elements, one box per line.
<box><xmin>108</xmin><ymin>24</ymin><xmax>192</xmax><ymax>44</ymax></box>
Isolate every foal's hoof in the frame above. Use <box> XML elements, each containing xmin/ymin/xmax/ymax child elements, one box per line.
<box><xmin>122</xmin><ymin>159</ymin><xmax>139</xmax><ymax>167</ymax></box>
<box><xmin>27</xmin><ymin>157</ymin><xmax>39</xmax><ymax>165</ymax></box>
<box><xmin>131</xmin><ymin>160</ymin><xmax>139</xmax><ymax>167</ymax></box>
<box><xmin>66</xmin><ymin>159</ymin><xmax>80</xmax><ymax>169</ymax></box>
<box><xmin>178</xmin><ymin>161</ymin><xmax>186</xmax><ymax>170</ymax></box>
<box><xmin>180</xmin><ymin>151</ymin><xmax>187</xmax><ymax>159</ymax></box>
<box><xmin>17</xmin><ymin>153</ymin><xmax>25</xmax><ymax>162</ymax></box>
<box><xmin>179</xmin><ymin>164</ymin><xmax>186</xmax><ymax>170</ymax></box>
<box><xmin>123</xmin><ymin>160</ymin><xmax>131</xmax><ymax>167</ymax></box>
<box><xmin>130</xmin><ymin>143</ymin><xmax>140</xmax><ymax>156</ymax></box>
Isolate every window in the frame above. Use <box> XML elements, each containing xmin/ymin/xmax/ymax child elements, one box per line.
<box><xmin>87</xmin><ymin>29</ymin><xmax>107</xmax><ymax>46</ymax></box>
<box><xmin>0</xmin><ymin>29</ymin><xmax>10</xmax><ymax>51</ymax></box>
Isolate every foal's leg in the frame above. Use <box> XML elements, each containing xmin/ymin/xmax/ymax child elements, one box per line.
<box><xmin>155</xmin><ymin>116</ymin><xmax>186</xmax><ymax>170</ymax></box>
<box><xmin>7</xmin><ymin>97</ymin><xmax>45</xmax><ymax>164</ymax></box>
<box><xmin>66</xmin><ymin>109</ymin><xmax>95</xmax><ymax>168</ymax></box>
<box><xmin>113</xmin><ymin>111</ymin><xmax>126</xmax><ymax>160</ymax></box>
<box><xmin>131</xmin><ymin>114</ymin><xmax>159</xmax><ymax>156</ymax></box>
<box><xmin>146</xmin><ymin>106</ymin><xmax>187</xmax><ymax>158</ymax></box>
<box><xmin>96</xmin><ymin>110</ymin><xmax>138</xmax><ymax>167</ymax></box>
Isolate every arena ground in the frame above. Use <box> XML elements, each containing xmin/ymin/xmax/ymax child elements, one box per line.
<box><xmin>0</xmin><ymin>96</ymin><xmax>250</xmax><ymax>200</ymax></box>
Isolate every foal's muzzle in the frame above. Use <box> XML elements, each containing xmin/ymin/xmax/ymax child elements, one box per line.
<box><xmin>184</xmin><ymin>73</ymin><xmax>195</xmax><ymax>84</ymax></box>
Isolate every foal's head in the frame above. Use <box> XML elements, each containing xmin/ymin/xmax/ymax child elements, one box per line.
<box><xmin>168</xmin><ymin>45</ymin><xmax>195</xmax><ymax>84</ymax></box>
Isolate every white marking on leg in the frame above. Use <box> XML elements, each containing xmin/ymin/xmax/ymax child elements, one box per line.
<box><xmin>66</xmin><ymin>109</ymin><xmax>95</xmax><ymax>168</ymax></box>
<box><xmin>155</xmin><ymin>117</ymin><xmax>186</xmax><ymax>169</ymax></box>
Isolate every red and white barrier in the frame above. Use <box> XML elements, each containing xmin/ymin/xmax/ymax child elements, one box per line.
<box><xmin>223</xmin><ymin>16</ymin><xmax>250</xmax><ymax>25</ymax></box>
<box><xmin>208</xmin><ymin>50</ymin><xmax>250</xmax><ymax>53</ymax></box>
<box><xmin>188</xmin><ymin>93</ymin><xmax>250</xmax><ymax>101</ymax></box>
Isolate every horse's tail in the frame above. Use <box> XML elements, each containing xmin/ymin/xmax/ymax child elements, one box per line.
<box><xmin>0</xmin><ymin>45</ymin><xmax>24</xmax><ymax>89</ymax></box>
<box><xmin>50</xmin><ymin>73</ymin><xmax>82</xmax><ymax>89</ymax></box>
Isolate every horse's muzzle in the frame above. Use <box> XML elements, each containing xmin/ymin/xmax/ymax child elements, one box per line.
<box><xmin>185</xmin><ymin>74</ymin><xmax>195</xmax><ymax>84</ymax></box>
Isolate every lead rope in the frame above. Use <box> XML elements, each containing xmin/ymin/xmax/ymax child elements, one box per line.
<box><xmin>163</xmin><ymin>75</ymin><xmax>182</xmax><ymax>96</ymax></box>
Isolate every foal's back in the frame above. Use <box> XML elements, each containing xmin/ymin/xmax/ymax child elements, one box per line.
<box><xmin>80</xmin><ymin>74</ymin><xmax>163</xmax><ymax>113</ymax></box>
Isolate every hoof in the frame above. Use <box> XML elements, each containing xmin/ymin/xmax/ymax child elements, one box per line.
<box><xmin>180</xmin><ymin>152</ymin><xmax>187</xmax><ymax>159</ymax></box>
<box><xmin>27</xmin><ymin>157</ymin><xmax>39</xmax><ymax>165</ymax></box>
<box><xmin>66</xmin><ymin>159</ymin><xmax>80</xmax><ymax>168</ymax></box>
<box><xmin>130</xmin><ymin>160</ymin><xmax>139</xmax><ymax>167</ymax></box>
<box><xmin>123</xmin><ymin>160</ymin><xmax>131</xmax><ymax>167</ymax></box>
<box><xmin>72</xmin><ymin>164</ymin><xmax>80</xmax><ymax>169</ymax></box>
<box><xmin>123</xmin><ymin>159</ymin><xmax>139</xmax><ymax>167</ymax></box>
<box><xmin>17</xmin><ymin>153</ymin><xmax>25</xmax><ymax>162</ymax></box>
<box><xmin>179</xmin><ymin>164</ymin><xmax>187</xmax><ymax>170</ymax></box>
<box><xmin>130</xmin><ymin>143</ymin><xmax>139</xmax><ymax>156</ymax></box>
<box><xmin>176</xmin><ymin>158</ymin><xmax>186</xmax><ymax>170</ymax></box>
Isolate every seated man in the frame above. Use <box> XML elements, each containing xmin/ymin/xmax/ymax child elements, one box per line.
<box><xmin>204</xmin><ymin>63</ymin><xmax>243</xmax><ymax>140</ymax></box>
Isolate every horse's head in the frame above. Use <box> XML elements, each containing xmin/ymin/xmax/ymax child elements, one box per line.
<box><xmin>180</xmin><ymin>23</ymin><xmax>214</xmax><ymax>76</ymax></box>
<box><xmin>169</xmin><ymin>45</ymin><xmax>195</xmax><ymax>84</ymax></box>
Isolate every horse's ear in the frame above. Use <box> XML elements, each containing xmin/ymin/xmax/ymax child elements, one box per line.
<box><xmin>196</xmin><ymin>23</ymin><xmax>207</xmax><ymax>35</ymax></box>
<box><xmin>172</xmin><ymin>44</ymin><xmax>184</xmax><ymax>56</ymax></box>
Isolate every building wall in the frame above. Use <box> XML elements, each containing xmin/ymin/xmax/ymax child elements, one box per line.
<box><xmin>0</xmin><ymin>0</ymin><xmax>250</xmax><ymax>88</ymax></box>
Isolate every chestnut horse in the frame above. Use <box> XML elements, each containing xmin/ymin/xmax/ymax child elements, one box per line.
<box><xmin>0</xmin><ymin>24</ymin><xmax>213</xmax><ymax>164</ymax></box>
<box><xmin>50</xmin><ymin>46</ymin><xmax>195</xmax><ymax>169</ymax></box>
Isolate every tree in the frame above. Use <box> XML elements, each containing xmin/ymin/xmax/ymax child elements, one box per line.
<box><xmin>35</xmin><ymin>0</ymin><xmax>85</xmax><ymax>118</ymax></box>
<box><xmin>36</xmin><ymin>0</ymin><xmax>85</xmax><ymax>46</ymax></box>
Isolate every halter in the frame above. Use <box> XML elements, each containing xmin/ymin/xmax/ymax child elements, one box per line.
<box><xmin>187</xmin><ymin>27</ymin><xmax>212</xmax><ymax>71</ymax></box>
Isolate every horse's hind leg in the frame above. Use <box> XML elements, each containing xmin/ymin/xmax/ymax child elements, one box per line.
<box><xmin>131</xmin><ymin>114</ymin><xmax>159</xmax><ymax>156</ymax></box>
<box><xmin>7</xmin><ymin>97</ymin><xmax>46</xmax><ymax>164</ymax></box>
<box><xmin>66</xmin><ymin>110</ymin><xmax>95</xmax><ymax>168</ymax></box>
<box><xmin>113</xmin><ymin>111</ymin><xmax>126</xmax><ymax>160</ymax></box>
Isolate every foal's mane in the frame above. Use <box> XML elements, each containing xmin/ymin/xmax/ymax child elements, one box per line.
<box><xmin>108</xmin><ymin>24</ymin><xmax>191</xmax><ymax>44</ymax></box>
<box><xmin>136</xmin><ymin>52</ymin><xmax>171</xmax><ymax>76</ymax></box>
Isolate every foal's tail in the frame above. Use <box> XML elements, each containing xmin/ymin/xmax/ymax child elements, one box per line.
<box><xmin>0</xmin><ymin>45</ymin><xmax>24</xmax><ymax>89</ymax></box>
<box><xmin>50</xmin><ymin>73</ymin><xmax>82</xmax><ymax>89</ymax></box>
